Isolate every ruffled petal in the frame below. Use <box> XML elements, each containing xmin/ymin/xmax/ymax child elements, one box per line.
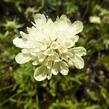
<box><xmin>13</xmin><ymin>37</ymin><xmax>29</xmax><ymax>48</ymax></box>
<box><xmin>32</xmin><ymin>58</ymin><xmax>39</xmax><ymax>65</ymax></box>
<box><xmin>45</xmin><ymin>60</ymin><xmax>52</xmax><ymax>69</ymax></box>
<box><xmin>34</xmin><ymin>14</ymin><xmax>47</xmax><ymax>29</ymax></box>
<box><xmin>72</xmin><ymin>55</ymin><xmax>84</xmax><ymax>69</ymax></box>
<box><xmin>59</xmin><ymin>61</ymin><xmax>69</xmax><ymax>75</ymax></box>
<box><xmin>71</xmin><ymin>47</ymin><xmax>86</xmax><ymax>56</ymax></box>
<box><xmin>15</xmin><ymin>53</ymin><xmax>31</xmax><ymax>64</ymax></box>
<box><xmin>63</xmin><ymin>35</ymin><xmax>79</xmax><ymax>48</ymax></box>
<box><xmin>34</xmin><ymin>66</ymin><xmax>47</xmax><ymax>81</ymax></box>
<box><xmin>37</xmin><ymin>52</ymin><xmax>46</xmax><ymax>62</ymax></box>
<box><xmin>71</xmin><ymin>21</ymin><xmax>83</xmax><ymax>36</ymax></box>
<box><xmin>51</xmin><ymin>63</ymin><xmax>59</xmax><ymax>75</ymax></box>
<box><xmin>57</xmin><ymin>15</ymin><xmax>71</xmax><ymax>23</ymax></box>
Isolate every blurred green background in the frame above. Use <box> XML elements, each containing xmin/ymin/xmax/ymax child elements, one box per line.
<box><xmin>0</xmin><ymin>0</ymin><xmax>109</xmax><ymax>109</ymax></box>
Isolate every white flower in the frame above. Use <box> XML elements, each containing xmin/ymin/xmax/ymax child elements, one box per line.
<box><xmin>89</xmin><ymin>16</ymin><xmax>101</xmax><ymax>24</ymax></box>
<box><xmin>13</xmin><ymin>14</ymin><xmax>86</xmax><ymax>81</ymax></box>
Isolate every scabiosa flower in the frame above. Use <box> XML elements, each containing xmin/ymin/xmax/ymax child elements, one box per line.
<box><xmin>13</xmin><ymin>14</ymin><xmax>86</xmax><ymax>81</ymax></box>
<box><xmin>89</xmin><ymin>16</ymin><xmax>101</xmax><ymax>24</ymax></box>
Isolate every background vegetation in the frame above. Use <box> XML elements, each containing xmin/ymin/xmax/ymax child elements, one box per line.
<box><xmin>0</xmin><ymin>0</ymin><xmax>109</xmax><ymax>109</ymax></box>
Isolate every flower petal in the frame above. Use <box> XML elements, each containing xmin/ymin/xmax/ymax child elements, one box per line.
<box><xmin>15</xmin><ymin>53</ymin><xmax>31</xmax><ymax>64</ymax></box>
<box><xmin>70</xmin><ymin>47</ymin><xmax>86</xmax><ymax>56</ymax></box>
<box><xmin>64</xmin><ymin>35</ymin><xmax>79</xmax><ymax>48</ymax></box>
<box><xmin>51</xmin><ymin>63</ymin><xmax>59</xmax><ymax>75</ymax></box>
<box><xmin>13</xmin><ymin>37</ymin><xmax>29</xmax><ymax>48</ymax></box>
<box><xmin>71</xmin><ymin>21</ymin><xmax>83</xmax><ymax>36</ymax></box>
<box><xmin>34</xmin><ymin>66</ymin><xmax>47</xmax><ymax>81</ymax></box>
<box><xmin>72</xmin><ymin>55</ymin><xmax>84</xmax><ymax>69</ymax></box>
<box><xmin>59</xmin><ymin>61</ymin><xmax>69</xmax><ymax>75</ymax></box>
<box><xmin>20</xmin><ymin>31</ymin><xmax>28</xmax><ymax>39</ymax></box>
<box><xmin>58</xmin><ymin>15</ymin><xmax>71</xmax><ymax>23</ymax></box>
<box><xmin>34</xmin><ymin>14</ymin><xmax>47</xmax><ymax>29</ymax></box>
<box><xmin>38</xmin><ymin>55</ymin><xmax>46</xmax><ymax>62</ymax></box>
<box><xmin>32</xmin><ymin>58</ymin><xmax>39</xmax><ymax>65</ymax></box>
<box><xmin>47</xmin><ymin>73</ymin><xmax>52</xmax><ymax>80</ymax></box>
<box><xmin>45</xmin><ymin>61</ymin><xmax>52</xmax><ymax>69</ymax></box>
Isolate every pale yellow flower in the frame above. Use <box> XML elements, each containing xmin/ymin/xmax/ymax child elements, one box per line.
<box><xmin>89</xmin><ymin>16</ymin><xmax>101</xmax><ymax>24</ymax></box>
<box><xmin>13</xmin><ymin>14</ymin><xmax>86</xmax><ymax>81</ymax></box>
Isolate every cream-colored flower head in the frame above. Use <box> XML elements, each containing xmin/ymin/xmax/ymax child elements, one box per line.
<box><xmin>89</xmin><ymin>16</ymin><xmax>101</xmax><ymax>24</ymax></box>
<box><xmin>13</xmin><ymin>14</ymin><xmax>86</xmax><ymax>81</ymax></box>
